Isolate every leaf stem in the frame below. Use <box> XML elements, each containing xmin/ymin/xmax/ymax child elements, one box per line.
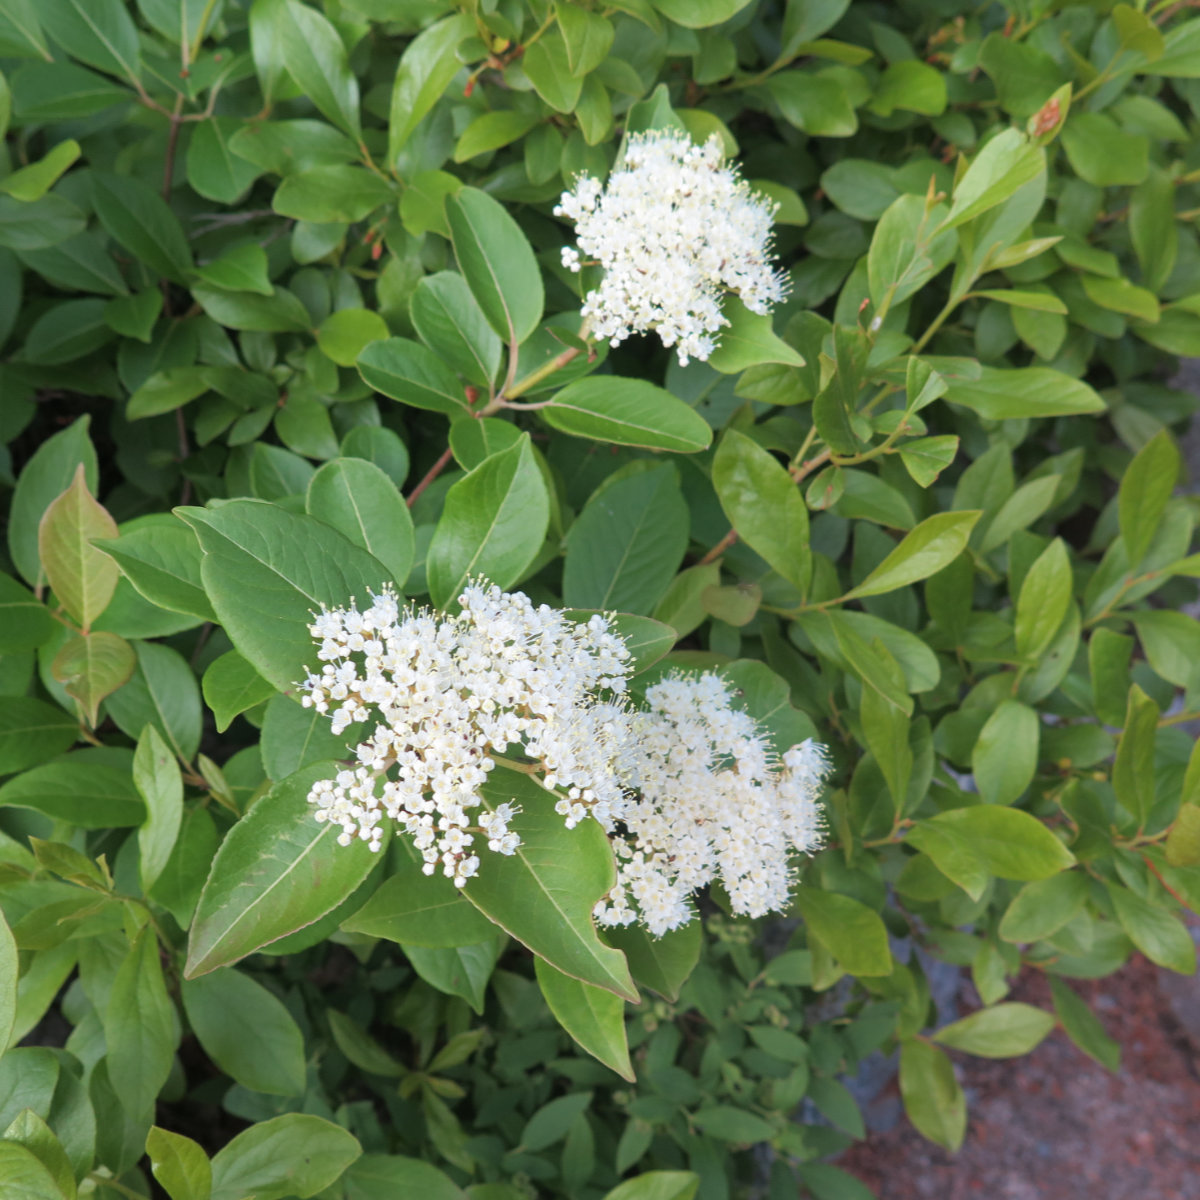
<box><xmin>406</xmin><ymin>446</ymin><xmax>455</xmax><ymax>508</ymax></box>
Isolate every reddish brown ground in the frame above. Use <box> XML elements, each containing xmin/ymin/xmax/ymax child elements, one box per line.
<box><xmin>838</xmin><ymin>957</ymin><xmax>1200</xmax><ymax>1200</ymax></box>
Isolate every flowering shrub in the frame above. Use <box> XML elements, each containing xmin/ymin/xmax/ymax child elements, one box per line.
<box><xmin>0</xmin><ymin>1</ymin><xmax>1199</xmax><ymax>1199</ymax></box>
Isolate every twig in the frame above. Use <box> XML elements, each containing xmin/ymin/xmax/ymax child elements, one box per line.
<box><xmin>406</xmin><ymin>447</ymin><xmax>455</xmax><ymax>509</ymax></box>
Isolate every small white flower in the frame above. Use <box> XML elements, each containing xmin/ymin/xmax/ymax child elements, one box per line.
<box><xmin>593</xmin><ymin>672</ymin><xmax>830</xmax><ymax>937</ymax></box>
<box><xmin>556</xmin><ymin>130</ymin><xmax>787</xmax><ymax>365</ymax></box>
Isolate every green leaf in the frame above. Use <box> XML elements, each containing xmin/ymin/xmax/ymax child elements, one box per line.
<box><xmin>1113</xmin><ymin>684</ymin><xmax>1158</xmax><ymax>827</ymax></box>
<box><xmin>690</xmin><ymin>1106</ymin><xmax>774</xmax><ymax>1144</ymax></box>
<box><xmin>1119</xmin><ymin>429</ymin><xmax>1180</xmax><ymax>566</ymax></box>
<box><xmin>278</xmin><ymin>0</ymin><xmax>359</xmax><ymax>138</ymax></box>
<box><xmin>844</xmin><ymin>511</ymin><xmax>979</xmax><ymax>600</ymax></box>
<box><xmin>105</xmin><ymin>926</ymin><xmax>178</xmax><ymax>1115</ymax></box>
<box><xmin>404</xmin><ymin>935</ymin><xmax>504</xmax><ymax>1015</ymax></box>
<box><xmin>192</xmin><ymin>243</ymin><xmax>273</xmax><ymax>296</ymax></box>
<box><xmin>973</xmin><ymin>289</ymin><xmax>1068</xmax><ymax>313</ymax></box>
<box><xmin>40</xmin><ymin>0</ymin><xmax>139</xmax><ymax>81</ymax></box>
<box><xmin>453</xmin><ymin>111</ymin><xmax>540</xmax><ymax>163</ymax></box>
<box><xmin>94</xmin><ymin>519</ymin><xmax>213</xmax><ymax>625</ymax></box>
<box><xmin>705</xmin><ymin>297</ymin><xmax>806</xmax><ymax>374</ymax></box>
<box><xmin>602</xmin><ymin>1173</ymin><xmax>699</xmax><ymax>1200</ymax></box>
<box><xmin>765</xmin><ymin>70</ymin><xmax>857</xmax><ymax>137</ymax></box>
<box><xmin>944</xmin><ymin>129</ymin><xmax>1044</xmax><ymax>227</ymax></box>
<box><xmin>971</xmin><ymin>699</ymin><xmax>1038</xmax><ymax>806</ymax></box>
<box><xmin>0</xmin><ymin>908</ymin><xmax>15</xmax><ymax>1052</ymax></box>
<box><xmin>0</xmin><ymin>1142</ymin><xmax>63</xmax><ymax>1200</ymax></box>
<box><xmin>306</xmin><ymin>458</ymin><xmax>414</xmax><ymax>589</ymax></box>
<box><xmin>135</xmin><ymin>724</ymin><xmax>183</xmax><ymax>893</ymax></box>
<box><xmin>712</xmin><ymin>429</ymin><xmax>811</xmax><ymax>592</ymax></box>
<box><xmin>0</xmin><ymin>698</ymin><xmax>77</xmax><ymax>776</ymax></box>
<box><xmin>106</xmin><ymin>288</ymin><xmax>163</xmax><ymax>343</ymax></box>
<box><xmin>1014</xmin><ymin>538</ymin><xmax>1071</xmax><ymax>661</ymax></box>
<box><xmin>176</xmin><ymin>500</ymin><xmax>389</xmax><ymax>694</ymax></box>
<box><xmin>944</xmin><ymin>366</ymin><xmax>1104</xmax><ymax>420</ymax></box>
<box><xmin>0</xmin><ymin>752</ymin><xmax>142</xmax><ymax>826</ymax></box>
<box><xmin>316</xmin><ymin>309</ymin><xmax>390</xmax><ymax>369</ymax></box>
<box><xmin>343</xmin><ymin>1155</ymin><xmax>467</xmax><ymax>1200</ymax></box>
<box><xmin>859</xmin><ymin>642</ymin><xmax>911</xmax><ymax>811</ymax></box>
<box><xmin>37</xmin><ymin>463</ymin><xmax>117</xmax><ymax>629</ymax></box>
<box><xmin>2</xmin><ymin>1110</ymin><xmax>75</xmax><ymax>1199</ymax></box>
<box><xmin>998</xmin><ymin>871</ymin><xmax>1090</xmax><ymax>943</ymax></box>
<box><xmin>534</xmin><ymin>955</ymin><xmax>633</xmax><ymax>1080</ymax></box>
<box><xmin>191</xmin><ymin>283</ymin><xmax>312</xmax><ymax>333</ymax></box>
<box><xmin>426</xmin><ymin>434</ymin><xmax>549</xmax><ymax>609</ymax></box>
<box><xmin>463</xmin><ymin>766</ymin><xmax>638</xmax><ymax>1002</ymax></box>
<box><xmin>523</xmin><ymin>32</ymin><xmax>583</xmax><ymax>112</ymax></box>
<box><xmin>933</xmin><ymin>1002</ymin><xmax>1056</xmax><ymax>1057</ymax></box>
<box><xmin>870</xmin><ymin>59</ymin><xmax>946</xmax><ymax>116</ymax></box>
<box><xmin>791</xmin><ymin>885</ymin><xmax>891</xmax><ymax>976</ymax></box>
<box><xmin>0</xmin><ymin>139</ymin><xmax>79</xmax><ymax>202</ymax></box>
<box><xmin>202</xmin><ymin>650</ymin><xmax>275</xmax><ymax>733</ymax></box>
<box><xmin>387</xmin><ymin>14</ymin><xmax>470</xmax><ymax>163</ymax></box>
<box><xmin>0</xmin><ymin>193</ymin><xmax>85</xmax><ymax>250</ymax></box>
<box><xmin>898</xmin><ymin>1039</ymin><xmax>966</xmax><ymax>1151</ymax></box>
<box><xmin>563</xmin><ymin>464</ymin><xmax>688</xmax><ymax>615</ymax></box>
<box><xmin>186</xmin><ymin>116</ymin><xmax>263</xmax><ymax>206</ymax></box>
<box><xmin>445</xmin><ymin>188</ymin><xmax>543</xmax><ymax>347</ymax></box>
<box><xmin>1081</xmin><ymin>274</ymin><xmax>1159</xmax><ymax>323</ymax></box>
<box><xmin>1129</xmin><ymin>167</ymin><xmax>1178</xmax><ymax>292</ymax></box>
<box><xmin>557</xmin><ymin>4</ymin><xmax>614</xmax><ymax>74</ymax></box>
<box><xmin>909</xmin><ymin>805</ymin><xmax>1074</xmax><ymax>900</ymax></box>
<box><xmin>1048</xmin><ymin>977</ymin><xmax>1119</xmax><ymax>1072</ymax></box>
<box><xmin>9</xmin><ymin>416</ymin><xmax>96</xmax><ymax>588</ymax></box>
<box><xmin>1061</xmin><ymin>113</ymin><xmax>1148</xmax><ymax>186</ymax></box>
<box><xmin>185</xmin><ymin>762</ymin><xmax>385</xmax><ymax>978</ymax></box>
<box><xmin>91</xmin><ymin>172</ymin><xmax>192</xmax><ymax>284</ymax></box>
<box><xmin>899</xmin><ymin>435</ymin><xmax>958</xmax><ymax>488</ymax></box>
<box><xmin>51</xmin><ymin>630</ymin><xmax>135</xmax><ymax>727</ymax></box>
<box><xmin>273</xmin><ymin>166</ymin><xmax>393</xmax><ymax>224</ymax></box>
<box><xmin>410</xmin><ymin>271</ymin><xmax>502</xmax><ymax>388</ymax></box>
<box><xmin>127</xmin><ymin>366</ymin><xmax>210</xmax><ymax>421</ymax></box>
<box><xmin>105</xmin><ymin>641</ymin><xmax>202</xmax><ymax>761</ymax></box>
<box><xmin>341</xmin><ymin>841</ymin><xmax>497</xmax><ymax>948</ymax></box>
<box><xmin>182</xmin><ymin>968</ymin><xmax>306</xmax><ymax>1096</ymax></box>
<box><xmin>1106</xmin><ymin>882</ymin><xmax>1196</xmax><ymax>975</ymax></box>
<box><xmin>521</xmin><ymin>1092</ymin><xmax>594</xmax><ymax>1153</ymax></box>
<box><xmin>542</xmin><ymin>377</ymin><xmax>713</xmax><ymax>453</ymax></box>
<box><xmin>147</xmin><ymin>1127</ymin><xmax>212</xmax><ymax>1200</ymax></box>
<box><xmin>601</xmin><ymin>921</ymin><xmax>700</xmax><ymax>1001</ymax></box>
<box><xmin>1166</xmin><ymin>803</ymin><xmax>1200</xmax><ymax>868</ymax></box>
<box><xmin>326</xmin><ymin>1010</ymin><xmax>406</xmax><ymax>1078</ymax></box>
<box><xmin>357</xmin><ymin>337</ymin><xmax>469</xmax><ymax>416</ymax></box>
<box><xmin>209</xmin><ymin>1114</ymin><xmax>361</xmax><ymax>1200</ymax></box>
<box><xmin>868</xmin><ymin>195</ymin><xmax>956</xmax><ymax>310</ymax></box>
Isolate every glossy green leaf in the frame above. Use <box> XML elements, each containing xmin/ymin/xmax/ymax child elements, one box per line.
<box><xmin>202</xmin><ymin>650</ymin><xmax>275</xmax><ymax>734</ymax></box>
<box><xmin>445</xmin><ymin>188</ymin><xmax>543</xmax><ymax>347</ymax></box>
<box><xmin>791</xmin><ymin>885</ymin><xmax>891</xmax><ymax>976</ymax></box>
<box><xmin>462</xmin><ymin>767</ymin><xmax>637</xmax><ymax>1002</ymax></box>
<box><xmin>147</xmin><ymin>1127</ymin><xmax>212</xmax><ymax>1200</ymax></box>
<box><xmin>1106</xmin><ymin>882</ymin><xmax>1195</xmax><ymax>974</ymax></box>
<box><xmin>1112</xmin><ymin>684</ymin><xmax>1158</xmax><ymax>827</ymax></box>
<box><xmin>176</xmin><ymin>500</ymin><xmax>389</xmax><ymax>693</ymax></box>
<box><xmin>1119</xmin><ymin>429</ymin><xmax>1180</xmax><ymax>566</ymax></box>
<box><xmin>1014</xmin><ymin>537</ymin><xmax>1071</xmax><ymax>661</ymax></box>
<box><xmin>357</xmin><ymin>337</ymin><xmax>469</xmax><ymax>416</ymax></box>
<box><xmin>944</xmin><ymin>366</ymin><xmax>1104</xmax><ymax>420</ymax></box>
<box><xmin>542</xmin><ymin>377</ymin><xmax>713</xmax><ymax>453</ymax></box>
<box><xmin>712</xmin><ymin>429</ymin><xmax>811</xmax><ymax>592</ymax></box>
<box><xmin>387</xmin><ymin>14</ymin><xmax>471</xmax><ymax>162</ymax></box>
<box><xmin>209</xmin><ymin>1114</ymin><xmax>361</xmax><ymax>1200</ymax></box>
<box><xmin>933</xmin><ymin>1002</ymin><xmax>1055</xmax><ymax>1057</ymax></box>
<box><xmin>306</xmin><ymin>458</ymin><xmax>414</xmax><ymax>588</ymax></box>
<box><xmin>844</xmin><ymin>511</ymin><xmax>979</xmax><ymax>600</ymax></box>
<box><xmin>278</xmin><ymin>0</ymin><xmax>359</xmax><ymax>137</ymax></box>
<box><xmin>135</xmin><ymin>724</ymin><xmax>183</xmax><ymax>893</ymax></box>
<box><xmin>0</xmin><ymin>754</ymin><xmax>142</xmax><ymax>826</ymax></box>
<box><xmin>563</xmin><ymin>464</ymin><xmax>688</xmax><ymax>615</ymax></box>
<box><xmin>40</xmin><ymin>0</ymin><xmax>139</xmax><ymax>81</ymax></box>
<box><xmin>51</xmin><ymin>629</ymin><xmax>135</xmax><ymax>727</ymax></box>
<box><xmin>898</xmin><ymin>1039</ymin><xmax>966</xmax><ymax>1151</ymax></box>
<box><xmin>0</xmin><ymin>908</ymin><xmax>15</xmax><ymax>1052</ymax></box>
<box><xmin>94</xmin><ymin>516</ymin><xmax>214</xmax><ymax>622</ymax></box>
<box><xmin>0</xmin><ymin>1142</ymin><xmax>63</xmax><ymax>1200</ymax></box>
<box><xmin>105</xmin><ymin>926</ymin><xmax>178</xmax><ymax>1115</ymax></box>
<box><xmin>535</xmin><ymin>956</ymin><xmax>633</xmax><ymax>1080</ymax></box>
<box><xmin>410</xmin><ymin>271</ymin><xmax>502</xmax><ymax>388</ymax></box>
<box><xmin>185</xmin><ymin>762</ymin><xmax>386</xmax><ymax>977</ymax></box>
<box><xmin>426</xmin><ymin>434</ymin><xmax>549</xmax><ymax>608</ymax></box>
<box><xmin>1048</xmin><ymin>977</ymin><xmax>1119</xmax><ymax>1072</ymax></box>
<box><xmin>601</xmin><ymin>921</ymin><xmax>700</xmax><ymax>1001</ymax></box>
<box><xmin>972</xmin><ymin>699</ymin><xmax>1038</xmax><ymax>806</ymax></box>
<box><xmin>998</xmin><ymin>871</ymin><xmax>1090</xmax><ymax>943</ymax></box>
<box><xmin>403</xmin><ymin>934</ymin><xmax>504</xmax><ymax>1015</ymax></box>
<box><xmin>603</xmin><ymin>1173</ymin><xmax>699</xmax><ymax>1200</ymax></box>
<box><xmin>91</xmin><ymin>172</ymin><xmax>192</xmax><ymax>283</ymax></box>
<box><xmin>182</xmin><ymin>968</ymin><xmax>306</xmax><ymax>1096</ymax></box>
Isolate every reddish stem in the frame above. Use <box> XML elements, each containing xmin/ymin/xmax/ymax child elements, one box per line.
<box><xmin>406</xmin><ymin>446</ymin><xmax>455</xmax><ymax>509</ymax></box>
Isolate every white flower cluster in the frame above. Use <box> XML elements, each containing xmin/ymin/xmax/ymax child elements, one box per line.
<box><xmin>300</xmin><ymin>584</ymin><xmax>633</xmax><ymax>887</ymax></box>
<box><xmin>555</xmin><ymin>130</ymin><xmax>787</xmax><ymax>365</ymax></box>
<box><xmin>301</xmin><ymin>584</ymin><xmax>830</xmax><ymax>931</ymax></box>
<box><xmin>594</xmin><ymin>673</ymin><xmax>830</xmax><ymax>936</ymax></box>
